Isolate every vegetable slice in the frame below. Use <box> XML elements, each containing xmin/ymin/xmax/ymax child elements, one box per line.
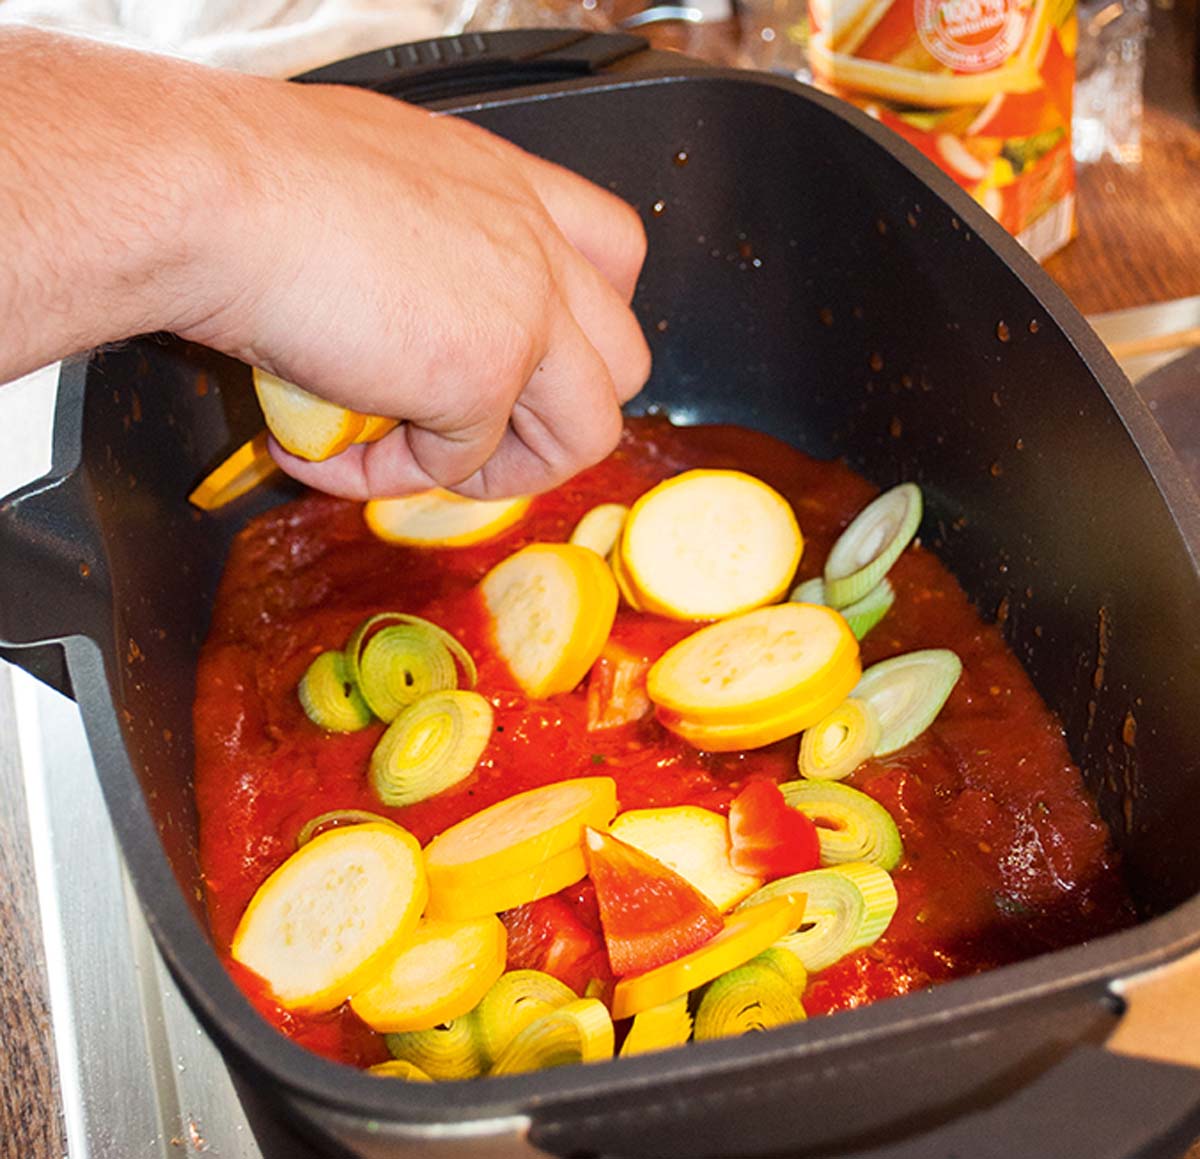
<box><xmin>823</xmin><ymin>483</ymin><xmax>922</xmax><ymax>608</ymax></box>
<box><xmin>385</xmin><ymin>1018</ymin><xmax>484</xmax><ymax>1081</ymax></box>
<box><xmin>423</xmin><ymin>777</ymin><xmax>618</xmax><ymax>920</ymax></box>
<box><xmin>586</xmin><ymin>642</ymin><xmax>653</xmax><ymax>731</ymax></box>
<box><xmin>489</xmin><ymin>998</ymin><xmax>615</xmax><ymax>1075</ymax></box>
<box><xmin>481</xmin><ymin>543</ymin><xmax>618</xmax><ymax>698</ymax></box>
<box><xmin>790</xmin><ymin>576</ymin><xmax>896</xmax><ymax>640</ymax></box>
<box><xmin>727</xmin><ymin>780</ymin><xmax>821</xmax><ymax>879</ymax></box>
<box><xmin>852</xmin><ymin>648</ymin><xmax>962</xmax><ymax>755</ymax></box>
<box><xmin>797</xmin><ymin>698</ymin><xmax>882</xmax><ymax>781</ymax></box>
<box><xmin>295</xmin><ymin>809</ymin><xmax>399</xmax><ymax>848</ymax></box>
<box><xmin>693</xmin><ymin>959</ymin><xmax>806</xmax><ymax>1041</ymax></box>
<box><xmin>473</xmin><ymin>970</ymin><xmax>578</xmax><ymax>1069</ymax></box>
<box><xmin>607</xmin><ymin>538</ymin><xmax>644</xmax><ymax>611</ymax></box>
<box><xmin>230</xmin><ymin>822</ymin><xmax>426</xmax><ymax>1012</ymax></box>
<box><xmin>297</xmin><ymin>650</ymin><xmax>373</xmax><ymax>732</ymax></box>
<box><xmin>355</xmin><ymin>415</ymin><xmax>398</xmax><ymax>444</ymax></box>
<box><xmin>188</xmin><ymin>432</ymin><xmax>279</xmax><ymax>511</ymax></box>
<box><xmin>620</xmin><ymin>469</ymin><xmax>804</xmax><ymax>620</ymax></box>
<box><xmin>648</xmin><ymin>603</ymin><xmax>860</xmax><ymax>728</ymax></box>
<box><xmin>610</xmin><ymin>893</ymin><xmax>806</xmax><ymax>1020</ymax></box>
<box><xmin>365</xmin><ymin>489</ymin><xmax>531</xmax><ymax>547</ymax></box>
<box><xmin>367</xmin><ymin>1059</ymin><xmax>433</xmax><ymax>1081</ymax></box>
<box><xmin>369</xmin><ymin>690</ymin><xmax>493</xmax><ymax>807</ymax></box>
<box><xmin>569</xmin><ymin>503</ymin><xmax>629</xmax><ymax>557</ymax></box>
<box><xmin>610</xmin><ymin>805</ymin><xmax>762</xmax><ymax>911</ymax></box>
<box><xmin>739</xmin><ymin>863</ymin><xmax>897</xmax><ymax>973</ymax></box>
<box><xmin>583</xmin><ymin>827</ymin><xmax>724</xmax><ymax>977</ymax></box>
<box><xmin>344</xmin><ymin>613</ymin><xmax>476</xmax><ymax>724</ymax></box>
<box><xmin>350</xmin><ymin>915</ymin><xmax>506</xmax><ymax>1033</ymax></box>
<box><xmin>253</xmin><ymin>368</ymin><xmax>365</xmax><ymax>461</ymax></box>
<box><xmin>779</xmin><ymin>780</ymin><xmax>903</xmax><ymax>870</ymax></box>
<box><xmin>619</xmin><ymin>995</ymin><xmax>693</xmax><ymax>1057</ymax></box>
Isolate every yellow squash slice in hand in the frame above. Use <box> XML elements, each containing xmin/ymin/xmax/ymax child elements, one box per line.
<box><xmin>610</xmin><ymin>893</ymin><xmax>806</xmax><ymax>1021</ymax></box>
<box><xmin>480</xmin><ymin>543</ymin><xmax>618</xmax><ymax>699</ymax></box>
<box><xmin>647</xmin><ymin>602</ymin><xmax>861</xmax><ymax>750</ymax></box>
<box><xmin>253</xmin><ymin>368</ymin><xmax>369</xmax><ymax>461</ymax></box>
<box><xmin>230</xmin><ymin>822</ymin><xmax>427</xmax><ymax>1012</ymax></box>
<box><xmin>423</xmin><ymin>777</ymin><xmax>618</xmax><ymax>921</ymax></box>
<box><xmin>619</xmin><ymin>470</ymin><xmax>804</xmax><ymax>620</ymax></box>
<box><xmin>350</xmin><ymin>914</ymin><xmax>507</xmax><ymax>1033</ymax></box>
<box><xmin>610</xmin><ymin>806</ymin><xmax>762</xmax><ymax>911</ymax></box>
<box><xmin>365</xmin><ymin>489</ymin><xmax>532</xmax><ymax>547</ymax></box>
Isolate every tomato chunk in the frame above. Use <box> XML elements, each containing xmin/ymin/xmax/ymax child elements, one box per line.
<box><xmin>728</xmin><ymin>779</ymin><xmax>821</xmax><ymax>879</ymax></box>
<box><xmin>583</xmin><ymin>827</ymin><xmax>723</xmax><ymax>977</ymax></box>
<box><xmin>501</xmin><ymin>895</ymin><xmax>609</xmax><ymax>995</ymax></box>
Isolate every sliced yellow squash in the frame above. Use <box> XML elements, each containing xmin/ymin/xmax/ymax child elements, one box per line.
<box><xmin>230</xmin><ymin>822</ymin><xmax>426</xmax><ymax>1012</ymax></box>
<box><xmin>423</xmin><ymin>777</ymin><xmax>618</xmax><ymax>920</ymax></box>
<box><xmin>607</xmin><ymin>538</ymin><xmax>644</xmax><ymax>611</ymax></box>
<box><xmin>355</xmin><ymin>414</ymin><xmax>399</xmax><ymax>443</ymax></box>
<box><xmin>619</xmin><ymin>994</ymin><xmax>693</xmax><ymax>1056</ymax></box>
<box><xmin>350</xmin><ymin>914</ymin><xmax>507</xmax><ymax>1033</ymax></box>
<box><xmin>253</xmin><ymin>368</ymin><xmax>365</xmax><ymax>461</ymax></box>
<box><xmin>569</xmin><ymin>503</ymin><xmax>629</xmax><ymax>557</ymax></box>
<box><xmin>480</xmin><ymin>543</ymin><xmax>618</xmax><ymax>698</ymax></box>
<box><xmin>619</xmin><ymin>469</ymin><xmax>803</xmax><ymax>620</ymax></box>
<box><xmin>648</xmin><ymin>603</ymin><xmax>859</xmax><ymax>726</ymax></box>
<box><xmin>610</xmin><ymin>893</ymin><xmax>806</xmax><ymax>1021</ymax></box>
<box><xmin>610</xmin><ymin>806</ymin><xmax>762</xmax><ymax>911</ymax></box>
<box><xmin>365</xmin><ymin>489</ymin><xmax>531</xmax><ymax>547</ymax></box>
<box><xmin>367</xmin><ymin>1059</ymin><xmax>433</xmax><ymax>1081</ymax></box>
<box><xmin>188</xmin><ymin>431</ymin><xmax>280</xmax><ymax>511</ymax></box>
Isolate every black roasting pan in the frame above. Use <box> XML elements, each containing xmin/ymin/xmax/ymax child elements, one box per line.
<box><xmin>3</xmin><ymin>29</ymin><xmax>1200</xmax><ymax>1159</ymax></box>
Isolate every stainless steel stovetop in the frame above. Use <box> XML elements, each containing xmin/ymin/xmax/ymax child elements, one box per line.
<box><xmin>3</xmin><ymin>298</ymin><xmax>1199</xmax><ymax>1157</ymax></box>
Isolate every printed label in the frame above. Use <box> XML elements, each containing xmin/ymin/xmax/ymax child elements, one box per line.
<box><xmin>914</xmin><ymin>0</ymin><xmax>1031</xmax><ymax>73</ymax></box>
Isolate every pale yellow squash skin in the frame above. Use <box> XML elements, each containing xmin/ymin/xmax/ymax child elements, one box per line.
<box><xmin>253</xmin><ymin>368</ymin><xmax>366</xmax><ymax>461</ymax></box>
<box><xmin>365</xmin><ymin>489</ymin><xmax>531</xmax><ymax>547</ymax></box>
<box><xmin>230</xmin><ymin>822</ymin><xmax>426</xmax><ymax>1013</ymax></box>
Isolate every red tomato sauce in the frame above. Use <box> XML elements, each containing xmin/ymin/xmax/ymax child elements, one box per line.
<box><xmin>193</xmin><ymin>418</ymin><xmax>1135</xmax><ymax>1064</ymax></box>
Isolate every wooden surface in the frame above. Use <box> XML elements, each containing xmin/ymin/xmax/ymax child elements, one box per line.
<box><xmin>3</xmin><ymin>7</ymin><xmax>1200</xmax><ymax>1159</ymax></box>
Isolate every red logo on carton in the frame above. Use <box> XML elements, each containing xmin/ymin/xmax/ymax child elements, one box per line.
<box><xmin>915</xmin><ymin>0</ymin><xmax>1031</xmax><ymax>73</ymax></box>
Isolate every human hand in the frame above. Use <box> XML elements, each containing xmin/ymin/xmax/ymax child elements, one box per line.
<box><xmin>179</xmin><ymin>79</ymin><xmax>651</xmax><ymax>500</ymax></box>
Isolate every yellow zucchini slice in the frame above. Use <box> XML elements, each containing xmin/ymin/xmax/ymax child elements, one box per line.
<box><xmin>355</xmin><ymin>414</ymin><xmax>399</xmax><ymax>443</ymax></box>
<box><xmin>619</xmin><ymin>994</ymin><xmax>693</xmax><ymax>1056</ymax></box>
<box><xmin>610</xmin><ymin>893</ymin><xmax>806</xmax><ymax>1021</ymax></box>
<box><xmin>188</xmin><ymin>431</ymin><xmax>280</xmax><ymax>511</ymax></box>
<box><xmin>569</xmin><ymin>503</ymin><xmax>629</xmax><ymax>557</ymax></box>
<box><xmin>648</xmin><ymin>603</ymin><xmax>859</xmax><ymax>726</ymax></box>
<box><xmin>253</xmin><ymin>368</ymin><xmax>365</xmax><ymax>461</ymax></box>
<box><xmin>230</xmin><ymin>822</ymin><xmax>426</xmax><ymax>1012</ymax></box>
<box><xmin>607</xmin><ymin>538</ymin><xmax>644</xmax><ymax>611</ymax></box>
<box><xmin>367</xmin><ymin>1059</ymin><xmax>433</xmax><ymax>1081</ymax></box>
<box><xmin>365</xmin><ymin>489</ymin><xmax>531</xmax><ymax>547</ymax></box>
<box><xmin>423</xmin><ymin>777</ymin><xmax>618</xmax><ymax>920</ymax></box>
<box><xmin>350</xmin><ymin>915</ymin><xmax>507</xmax><ymax>1033</ymax></box>
<box><xmin>480</xmin><ymin>543</ymin><xmax>618</xmax><ymax>699</ymax></box>
<box><xmin>620</xmin><ymin>470</ymin><xmax>803</xmax><ymax>620</ymax></box>
<box><xmin>610</xmin><ymin>806</ymin><xmax>762</xmax><ymax>911</ymax></box>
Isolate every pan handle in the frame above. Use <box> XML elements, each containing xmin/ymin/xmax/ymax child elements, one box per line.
<box><xmin>0</xmin><ymin>361</ymin><xmax>104</xmax><ymax>700</ymax></box>
<box><xmin>293</xmin><ymin>28</ymin><xmax>651</xmax><ymax>103</ymax></box>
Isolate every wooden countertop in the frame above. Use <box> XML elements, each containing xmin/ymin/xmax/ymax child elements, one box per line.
<box><xmin>3</xmin><ymin>7</ymin><xmax>1200</xmax><ymax>1156</ymax></box>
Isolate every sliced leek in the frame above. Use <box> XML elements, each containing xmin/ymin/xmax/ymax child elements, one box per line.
<box><xmin>569</xmin><ymin>503</ymin><xmax>629</xmax><ymax>558</ymax></box>
<box><xmin>384</xmin><ymin>1017</ymin><xmax>485</xmax><ymax>1081</ymax></box>
<box><xmin>693</xmin><ymin>960</ymin><xmax>806</xmax><ymax>1041</ymax></box>
<box><xmin>797</xmin><ymin>698</ymin><xmax>882</xmax><ymax>781</ymax></box>
<box><xmin>739</xmin><ymin>863</ymin><xmax>897</xmax><ymax>973</ymax></box>
<box><xmin>345</xmin><ymin>613</ymin><xmax>477</xmax><ymax>724</ymax></box>
<box><xmin>295</xmin><ymin>809</ymin><xmax>398</xmax><ymax>849</ymax></box>
<box><xmin>489</xmin><ymin>998</ymin><xmax>615</xmax><ymax>1075</ymax></box>
<box><xmin>751</xmin><ymin>946</ymin><xmax>808</xmax><ymax>997</ymax></box>
<box><xmin>298</xmin><ymin>650</ymin><xmax>373</xmax><ymax>732</ymax></box>
<box><xmin>790</xmin><ymin>576</ymin><xmax>895</xmax><ymax>640</ymax></box>
<box><xmin>369</xmin><ymin>690</ymin><xmax>493</xmax><ymax>807</ymax></box>
<box><xmin>473</xmin><ymin>969</ymin><xmax>578</xmax><ymax>1069</ymax></box>
<box><xmin>619</xmin><ymin>995</ymin><xmax>693</xmax><ymax>1057</ymax></box>
<box><xmin>852</xmin><ymin>648</ymin><xmax>962</xmax><ymax>755</ymax></box>
<box><xmin>779</xmin><ymin>780</ymin><xmax>903</xmax><ymax>871</ymax></box>
<box><xmin>823</xmin><ymin>484</ymin><xmax>922</xmax><ymax>608</ymax></box>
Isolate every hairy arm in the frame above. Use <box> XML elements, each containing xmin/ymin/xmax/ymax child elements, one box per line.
<box><xmin>0</xmin><ymin>25</ymin><xmax>651</xmax><ymax>498</ymax></box>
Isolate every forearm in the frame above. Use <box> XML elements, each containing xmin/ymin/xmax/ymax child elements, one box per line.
<box><xmin>0</xmin><ymin>25</ymin><xmax>239</xmax><ymax>380</ymax></box>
